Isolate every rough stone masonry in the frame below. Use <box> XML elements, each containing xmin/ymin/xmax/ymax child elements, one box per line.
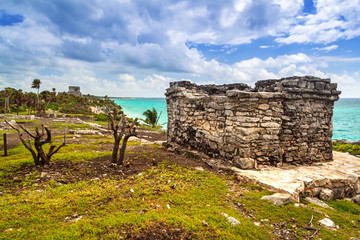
<box><xmin>165</xmin><ymin>76</ymin><xmax>341</xmax><ymax>169</ymax></box>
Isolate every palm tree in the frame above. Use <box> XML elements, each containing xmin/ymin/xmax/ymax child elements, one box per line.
<box><xmin>24</xmin><ymin>92</ymin><xmax>37</xmax><ymax>115</ymax></box>
<box><xmin>31</xmin><ymin>79</ymin><xmax>41</xmax><ymax>111</ymax></box>
<box><xmin>12</xmin><ymin>89</ymin><xmax>23</xmax><ymax>115</ymax></box>
<box><xmin>51</xmin><ymin>88</ymin><xmax>56</xmax><ymax>98</ymax></box>
<box><xmin>31</xmin><ymin>79</ymin><xmax>41</xmax><ymax>96</ymax></box>
<box><xmin>143</xmin><ymin>107</ymin><xmax>162</xmax><ymax>128</ymax></box>
<box><xmin>4</xmin><ymin>88</ymin><xmax>15</xmax><ymax>113</ymax></box>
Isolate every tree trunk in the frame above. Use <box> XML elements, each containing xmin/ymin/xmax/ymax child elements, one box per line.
<box><xmin>36</xmin><ymin>144</ymin><xmax>49</xmax><ymax>166</ymax></box>
<box><xmin>111</xmin><ymin>136</ymin><xmax>121</xmax><ymax>163</ymax></box>
<box><xmin>6</xmin><ymin>97</ymin><xmax>10</xmax><ymax>113</ymax></box>
<box><xmin>118</xmin><ymin>135</ymin><xmax>131</xmax><ymax>165</ymax></box>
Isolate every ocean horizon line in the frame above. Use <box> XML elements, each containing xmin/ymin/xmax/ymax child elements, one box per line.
<box><xmin>96</xmin><ymin>96</ymin><xmax>165</xmax><ymax>99</ymax></box>
<box><xmin>98</xmin><ymin>96</ymin><xmax>360</xmax><ymax>100</ymax></box>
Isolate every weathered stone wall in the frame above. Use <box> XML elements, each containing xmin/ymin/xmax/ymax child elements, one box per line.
<box><xmin>165</xmin><ymin>76</ymin><xmax>341</xmax><ymax>169</ymax></box>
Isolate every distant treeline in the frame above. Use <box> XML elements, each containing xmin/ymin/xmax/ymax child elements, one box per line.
<box><xmin>0</xmin><ymin>87</ymin><xmax>120</xmax><ymax>115</ymax></box>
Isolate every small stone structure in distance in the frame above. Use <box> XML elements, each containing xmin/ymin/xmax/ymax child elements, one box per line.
<box><xmin>68</xmin><ymin>86</ymin><xmax>82</xmax><ymax>97</ymax></box>
<box><xmin>165</xmin><ymin>76</ymin><xmax>341</xmax><ymax>169</ymax></box>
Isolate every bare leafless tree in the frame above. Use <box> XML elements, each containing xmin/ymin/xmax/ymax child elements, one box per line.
<box><xmin>5</xmin><ymin>120</ymin><xmax>66</xmax><ymax>166</ymax></box>
<box><xmin>106</xmin><ymin>108</ymin><xmax>137</xmax><ymax>165</ymax></box>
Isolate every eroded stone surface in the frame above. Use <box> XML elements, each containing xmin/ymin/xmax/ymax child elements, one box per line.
<box><xmin>305</xmin><ymin>197</ymin><xmax>331</xmax><ymax>209</ymax></box>
<box><xmin>352</xmin><ymin>195</ymin><xmax>360</xmax><ymax>206</ymax></box>
<box><xmin>261</xmin><ymin>193</ymin><xmax>294</xmax><ymax>205</ymax></box>
<box><xmin>165</xmin><ymin>76</ymin><xmax>340</xmax><ymax>168</ymax></box>
<box><xmin>234</xmin><ymin>152</ymin><xmax>360</xmax><ymax>201</ymax></box>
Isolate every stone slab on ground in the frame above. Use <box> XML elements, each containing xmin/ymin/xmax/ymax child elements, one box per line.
<box><xmin>234</xmin><ymin>152</ymin><xmax>360</xmax><ymax>202</ymax></box>
<box><xmin>261</xmin><ymin>193</ymin><xmax>294</xmax><ymax>205</ymax></box>
<box><xmin>305</xmin><ymin>197</ymin><xmax>332</xmax><ymax>209</ymax></box>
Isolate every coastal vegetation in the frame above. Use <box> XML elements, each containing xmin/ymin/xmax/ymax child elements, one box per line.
<box><xmin>333</xmin><ymin>141</ymin><xmax>360</xmax><ymax>156</ymax></box>
<box><xmin>143</xmin><ymin>107</ymin><xmax>162</xmax><ymax>128</ymax></box>
<box><xmin>0</xmin><ymin>83</ymin><xmax>120</xmax><ymax>116</ymax></box>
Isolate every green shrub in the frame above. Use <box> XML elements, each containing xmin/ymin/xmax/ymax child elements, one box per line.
<box><xmin>94</xmin><ymin>113</ymin><xmax>110</xmax><ymax>121</ymax></box>
<box><xmin>47</xmin><ymin>103</ymin><xmax>59</xmax><ymax>111</ymax></box>
<box><xmin>333</xmin><ymin>142</ymin><xmax>360</xmax><ymax>155</ymax></box>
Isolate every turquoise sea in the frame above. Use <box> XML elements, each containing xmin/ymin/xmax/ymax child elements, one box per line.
<box><xmin>333</xmin><ymin>98</ymin><xmax>360</xmax><ymax>141</ymax></box>
<box><xmin>113</xmin><ymin>98</ymin><xmax>168</xmax><ymax>127</ymax></box>
<box><xmin>113</xmin><ymin>98</ymin><xmax>360</xmax><ymax>141</ymax></box>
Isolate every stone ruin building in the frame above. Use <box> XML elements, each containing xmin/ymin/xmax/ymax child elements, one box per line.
<box><xmin>68</xmin><ymin>86</ymin><xmax>82</xmax><ymax>97</ymax></box>
<box><xmin>165</xmin><ymin>76</ymin><xmax>341</xmax><ymax>169</ymax></box>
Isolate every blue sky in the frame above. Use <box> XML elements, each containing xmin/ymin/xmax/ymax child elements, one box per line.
<box><xmin>0</xmin><ymin>0</ymin><xmax>359</xmax><ymax>97</ymax></box>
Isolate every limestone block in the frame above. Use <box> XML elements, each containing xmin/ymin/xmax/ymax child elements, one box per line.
<box><xmin>261</xmin><ymin>193</ymin><xmax>294</xmax><ymax>205</ymax></box>
<box><xmin>224</xmin><ymin>103</ymin><xmax>235</xmax><ymax>110</ymax></box>
<box><xmin>263</xmin><ymin>116</ymin><xmax>272</xmax><ymax>121</ymax></box>
<box><xmin>225</xmin><ymin>110</ymin><xmax>234</xmax><ymax>116</ymax></box>
<box><xmin>281</xmin><ymin>115</ymin><xmax>291</xmax><ymax>121</ymax></box>
<box><xmin>235</xmin><ymin>111</ymin><xmax>251</xmax><ymax>116</ymax></box>
<box><xmin>245</xmin><ymin>117</ymin><xmax>261</xmax><ymax>123</ymax></box>
<box><xmin>311</xmin><ymin>187</ymin><xmax>322</xmax><ymax>197</ymax></box>
<box><xmin>261</xmin><ymin>134</ymin><xmax>278</xmax><ymax>140</ymax></box>
<box><xmin>208</xmin><ymin>102</ymin><xmax>219</xmax><ymax>109</ymax></box>
<box><xmin>234</xmin><ymin>157</ymin><xmax>255</xmax><ymax>169</ymax></box>
<box><xmin>315</xmin><ymin>82</ymin><xmax>326</xmax><ymax>90</ymax></box>
<box><xmin>282</xmin><ymin>80</ymin><xmax>298</xmax><ymax>87</ymax></box>
<box><xmin>257</xmin><ymin>104</ymin><xmax>269</xmax><ymax>110</ymax></box>
<box><xmin>216</xmin><ymin>96</ymin><xmax>227</xmax><ymax>104</ymax></box>
<box><xmin>319</xmin><ymin>188</ymin><xmax>333</xmax><ymax>201</ymax></box>
<box><xmin>352</xmin><ymin>195</ymin><xmax>360</xmax><ymax>206</ymax></box>
<box><xmin>238</xmin><ymin>122</ymin><xmax>259</xmax><ymax>128</ymax></box>
<box><xmin>355</xmin><ymin>179</ymin><xmax>360</xmax><ymax>194</ymax></box>
<box><xmin>209</xmin><ymin>141</ymin><xmax>217</xmax><ymax>150</ymax></box>
<box><xmin>202</xmin><ymin>121</ymin><xmax>211</xmax><ymax>131</ymax></box>
<box><xmin>332</xmin><ymin>186</ymin><xmax>346</xmax><ymax>199</ymax></box>
<box><xmin>236</xmin><ymin>127</ymin><xmax>261</xmax><ymax>136</ymax></box>
<box><xmin>297</xmin><ymin>80</ymin><xmax>307</xmax><ymax>88</ymax></box>
<box><xmin>307</xmin><ymin>81</ymin><xmax>314</xmax><ymax>89</ymax></box>
<box><xmin>305</xmin><ymin>197</ymin><xmax>331</xmax><ymax>208</ymax></box>
<box><xmin>260</xmin><ymin>122</ymin><xmax>280</xmax><ymax>128</ymax></box>
<box><xmin>286</xmin><ymin>105</ymin><xmax>296</xmax><ymax>110</ymax></box>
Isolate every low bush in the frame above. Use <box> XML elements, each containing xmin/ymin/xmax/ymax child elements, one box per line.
<box><xmin>333</xmin><ymin>141</ymin><xmax>360</xmax><ymax>155</ymax></box>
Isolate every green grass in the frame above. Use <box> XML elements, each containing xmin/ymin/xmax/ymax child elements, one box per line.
<box><xmin>1</xmin><ymin>121</ymin><xmax>359</xmax><ymax>239</ymax></box>
<box><xmin>51</xmin><ymin>123</ymin><xmax>92</xmax><ymax>130</ymax></box>
<box><xmin>14</xmin><ymin>120</ymin><xmax>37</xmax><ymax>123</ymax></box>
<box><xmin>0</xmin><ymin>163</ymin><xmax>271</xmax><ymax>239</ymax></box>
<box><xmin>1</xmin><ymin>161</ymin><xmax>359</xmax><ymax>239</ymax></box>
<box><xmin>0</xmin><ymin>130</ymin><xmax>17</xmax><ymax>135</ymax></box>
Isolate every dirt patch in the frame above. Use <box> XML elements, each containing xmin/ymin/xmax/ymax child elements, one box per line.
<box><xmin>2</xmin><ymin>143</ymin><xmax>215</xmax><ymax>192</ymax></box>
<box><xmin>136</xmin><ymin>129</ymin><xmax>167</xmax><ymax>142</ymax></box>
